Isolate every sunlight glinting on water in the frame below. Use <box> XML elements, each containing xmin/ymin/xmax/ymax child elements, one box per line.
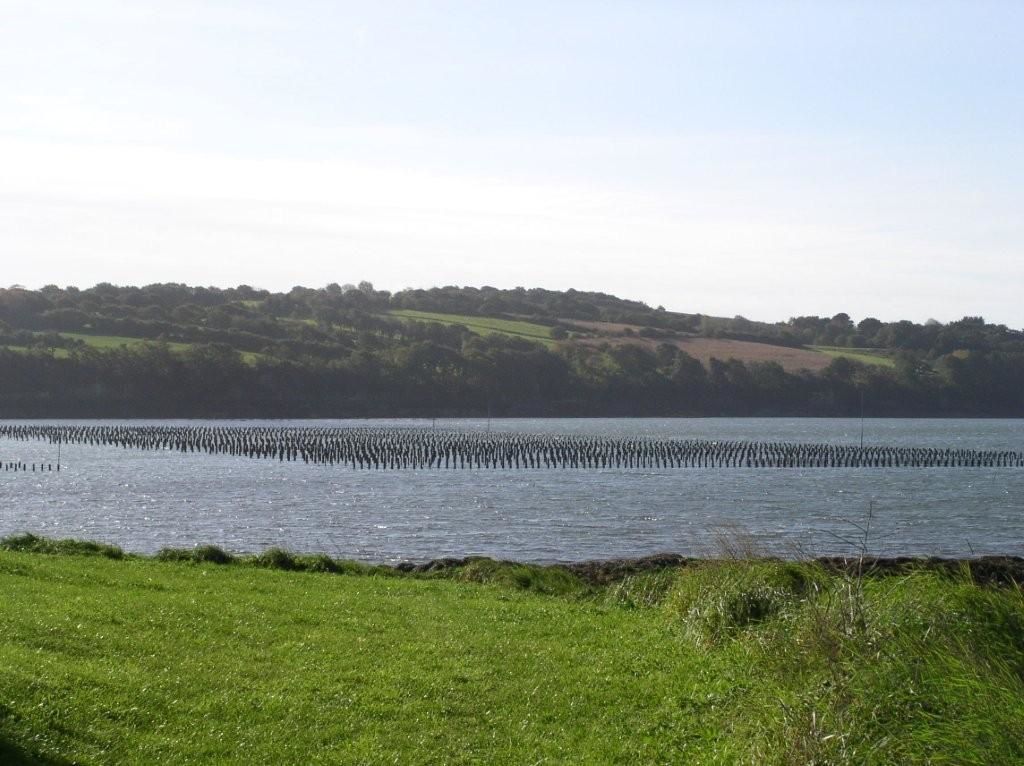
<box><xmin>2</xmin><ymin>418</ymin><xmax>1022</xmax><ymax>562</ymax></box>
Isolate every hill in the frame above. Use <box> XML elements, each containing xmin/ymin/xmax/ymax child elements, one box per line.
<box><xmin>0</xmin><ymin>282</ymin><xmax>1022</xmax><ymax>417</ymax></box>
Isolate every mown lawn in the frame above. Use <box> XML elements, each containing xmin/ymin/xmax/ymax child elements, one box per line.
<box><xmin>388</xmin><ymin>310</ymin><xmax>556</xmax><ymax>347</ymax></box>
<box><xmin>1</xmin><ymin>542</ymin><xmax>1023</xmax><ymax>764</ymax></box>
<box><xmin>811</xmin><ymin>345</ymin><xmax>897</xmax><ymax>369</ymax></box>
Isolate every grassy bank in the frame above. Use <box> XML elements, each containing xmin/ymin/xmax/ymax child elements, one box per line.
<box><xmin>1</xmin><ymin>537</ymin><xmax>1023</xmax><ymax>764</ymax></box>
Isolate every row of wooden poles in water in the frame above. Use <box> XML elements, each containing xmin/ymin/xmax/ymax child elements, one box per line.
<box><xmin>2</xmin><ymin>424</ymin><xmax>1022</xmax><ymax>471</ymax></box>
<box><xmin>3</xmin><ymin>461</ymin><xmax>58</xmax><ymax>472</ymax></box>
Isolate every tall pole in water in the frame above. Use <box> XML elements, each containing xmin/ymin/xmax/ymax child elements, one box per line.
<box><xmin>57</xmin><ymin>436</ymin><xmax>61</xmax><ymax>472</ymax></box>
<box><xmin>860</xmin><ymin>389</ymin><xmax>865</xmax><ymax>449</ymax></box>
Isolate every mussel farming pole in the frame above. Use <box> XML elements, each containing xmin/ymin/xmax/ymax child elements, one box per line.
<box><xmin>860</xmin><ymin>390</ymin><xmax>865</xmax><ymax>450</ymax></box>
<box><xmin>56</xmin><ymin>437</ymin><xmax>61</xmax><ymax>472</ymax></box>
<box><xmin>3</xmin><ymin>424</ymin><xmax>1023</xmax><ymax>471</ymax></box>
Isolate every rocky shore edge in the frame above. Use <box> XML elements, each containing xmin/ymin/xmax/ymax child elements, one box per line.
<box><xmin>403</xmin><ymin>552</ymin><xmax>1024</xmax><ymax>586</ymax></box>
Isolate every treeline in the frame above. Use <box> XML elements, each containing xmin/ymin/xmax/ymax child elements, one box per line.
<box><xmin>4</xmin><ymin>282</ymin><xmax>1022</xmax><ymax>354</ymax></box>
<box><xmin>0</xmin><ymin>282</ymin><xmax>1023</xmax><ymax>417</ymax></box>
<box><xmin>3</xmin><ymin>335</ymin><xmax>1023</xmax><ymax>418</ymax></box>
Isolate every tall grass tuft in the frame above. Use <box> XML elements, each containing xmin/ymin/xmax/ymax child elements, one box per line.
<box><xmin>253</xmin><ymin>547</ymin><xmax>299</xmax><ymax>571</ymax></box>
<box><xmin>603</xmin><ymin>569</ymin><xmax>680</xmax><ymax>609</ymax></box>
<box><xmin>296</xmin><ymin>553</ymin><xmax>340</xmax><ymax>573</ymax></box>
<box><xmin>192</xmin><ymin>545</ymin><xmax>234</xmax><ymax>565</ymax></box>
<box><xmin>448</xmin><ymin>558</ymin><xmax>589</xmax><ymax>597</ymax></box>
<box><xmin>731</xmin><ymin>571</ymin><xmax>1024</xmax><ymax>764</ymax></box>
<box><xmin>0</xmin><ymin>533</ymin><xmax>124</xmax><ymax>559</ymax></box>
<box><xmin>156</xmin><ymin>545</ymin><xmax>234</xmax><ymax>565</ymax></box>
<box><xmin>666</xmin><ymin>560</ymin><xmax>822</xmax><ymax>644</ymax></box>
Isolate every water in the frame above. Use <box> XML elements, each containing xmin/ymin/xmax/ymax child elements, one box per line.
<box><xmin>2</xmin><ymin>418</ymin><xmax>1023</xmax><ymax>562</ymax></box>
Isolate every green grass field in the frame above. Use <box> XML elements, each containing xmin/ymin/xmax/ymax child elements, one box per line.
<box><xmin>12</xmin><ymin>333</ymin><xmax>266</xmax><ymax>365</ymax></box>
<box><xmin>388</xmin><ymin>310</ymin><xmax>556</xmax><ymax>347</ymax></box>
<box><xmin>55</xmin><ymin>332</ymin><xmax>195</xmax><ymax>353</ymax></box>
<box><xmin>3</xmin><ymin>334</ymin><xmax>172</xmax><ymax>359</ymax></box>
<box><xmin>812</xmin><ymin>345</ymin><xmax>897</xmax><ymax>368</ymax></box>
<box><xmin>2</xmin><ymin>537</ymin><xmax>1022</xmax><ymax>764</ymax></box>
<box><xmin>0</xmin><ymin>345</ymin><xmax>72</xmax><ymax>359</ymax></box>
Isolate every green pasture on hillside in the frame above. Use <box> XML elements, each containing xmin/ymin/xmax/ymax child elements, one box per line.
<box><xmin>388</xmin><ymin>310</ymin><xmax>556</xmax><ymax>347</ymax></box>
<box><xmin>1</xmin><ymin>539</ymin><xmax>1023</xmax><ymax>764</ymax></box>
<box><xmin>811</xmin><ymin>345</ymin><xmax>897</xmax><ymax>368</ymax></box>
<box><xmin>13</xmin><ymin>333</ymin><xmax>266</xmax><ymax>364</ymax></box>
<box><xmin>55</xmin><ymin>332</ymin><xmax>195</xmax><ymax>353</ymax></box>
<box><xmin>1</xmin><ymin>335</ymin><xmax>169</xmax><ymax>358</ymax></box>
<box><xmin>0</xmin><ymin>345</ymin><xmax>72</xmax><ymax>359</ymax></box>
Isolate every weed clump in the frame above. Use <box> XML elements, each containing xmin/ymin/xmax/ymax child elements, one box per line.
<box><xmin>338</xmin><ymin>559</ymin><xmax>392</xmax><ymax>577</ymax></box>
<box><xmin>156</xmin><ymin>545</ymin><xmax>234</xmax><ymax>565</ymax></box>
<box><xmin>667</xmin><ymin>560</ymin><xmax>821</xmax><ymax>643</ymax></box>
<box><xmin>604</xmin><ymin>569</ymin><xmax>680</xmax><ymax>609</ymax></box>
<box><xmin>450</xmin><ymin>558</ymin><xmax>589</xmax><ymax>597</ymax></box>
<box><xmin>736</xmin><ymin>570</ymin><xmax>1024</xmax><ymax>764</ymax></box>
<box><xmin>297</xmin><ymin>553</ymin><xmax>340</xmax><ymax>573</ymax></box>
<box><xmin>155</xmin><ymin>545</ymin><xmax>391</xmax><ymax>576</ymax></box>
<box><xmin>253</xmin><ymin>547</ymin><xmax>299</xmax><ymax>571</ymax></box>
<box><xmin>1</xmin><ymin>533</ymin><xmax>124</xmax><ymax>559</ymax></box>
<box><xmin>192</xmin><ymin>545</ymin><xmax>234</xmax><ymax>565</ymax></box>
<box><xmin>154</xmin><ymin>548</ymin><xmax>190</xmax><ymax>562</ymax></box>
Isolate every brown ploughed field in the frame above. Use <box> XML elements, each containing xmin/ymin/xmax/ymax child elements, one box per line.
<box><xmin>565</xmin><ymin>320</ymin><xmax>832</xmax><ymax>372</ymax></box>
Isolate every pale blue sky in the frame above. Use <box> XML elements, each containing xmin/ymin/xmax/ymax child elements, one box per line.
<box><xmin>2</xmin><ymin>1</ymin><xmax>1022</xmax><ymax>326</ymax></box>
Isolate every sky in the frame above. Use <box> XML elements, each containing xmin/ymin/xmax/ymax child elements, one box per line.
<box><xmin>1</xmin><ymin>0</ymin><xmax>1022</xmax><ymax>327</ymax></box>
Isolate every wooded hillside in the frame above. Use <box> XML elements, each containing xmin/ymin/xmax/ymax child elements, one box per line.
<box><xmin>1</xmin><ymin>283</ymin><xmax>1022</xmax><ymax>417</ymax></box>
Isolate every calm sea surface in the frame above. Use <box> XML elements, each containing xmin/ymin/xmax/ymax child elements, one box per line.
<box><xmin>2</xmin><ymin>418</ymin><xmax>1022</xmax><ymax>562</ymax></box>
